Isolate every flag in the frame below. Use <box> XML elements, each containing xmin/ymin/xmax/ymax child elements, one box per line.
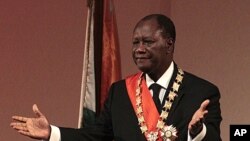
<box><xmin>78</xmin><ymin>0</ymin><xmax>121</xmax><ymax>127</ymax></box>
<box><xmin>78</xmin><ymin>0</ymin><xmax>96</xmax><ymax>127</ymax></box>
<box><xmin>100</xmin><ymin>0</ymin><xmax>121</xmax><ymax>112</ymax></box>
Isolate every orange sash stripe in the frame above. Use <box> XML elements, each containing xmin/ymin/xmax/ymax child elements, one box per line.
<box><xmin>125</xmin><ymin>73</ymin><xmax>160</xmax><ymax>132</ymax></box>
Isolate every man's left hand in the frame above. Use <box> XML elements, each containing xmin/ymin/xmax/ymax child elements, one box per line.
<box><xmin>188</xmin><ymin>99</ymin><xmax>210</xmax><ymax>137</ymax></box>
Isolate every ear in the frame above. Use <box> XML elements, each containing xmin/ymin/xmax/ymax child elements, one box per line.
<box><xmin>166</xmin><ymin>38</ymin><xmax>174</xmax><ymax>53</ymax></box>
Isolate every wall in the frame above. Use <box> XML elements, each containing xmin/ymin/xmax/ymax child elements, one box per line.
<box><xmin>1</xmin><ymin>0</ymin><xmax>250</xmax><ymax>140</ymax></box>
<box><xmin>0</xmin><ymin>0</ymin><xmax>86</xmax><ymax>140</ymax></box>
<box><xmin>171</xmin><ymin>1</ymin><xmax>250</xmax><ymax>140</ymax></box>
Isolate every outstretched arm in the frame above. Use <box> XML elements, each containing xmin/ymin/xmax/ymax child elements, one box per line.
<box><xmin>10</xmin><ymin>104</ymin><xmax>51</xmax><ymax>140</ymax></box>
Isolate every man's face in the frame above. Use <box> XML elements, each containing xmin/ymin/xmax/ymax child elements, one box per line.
<box><xmin>132</xmin><ymin>19</ymin><xmax>173</xmax><ymax>75</ymax></box>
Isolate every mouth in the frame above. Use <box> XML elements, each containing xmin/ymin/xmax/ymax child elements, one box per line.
<box><xmin>135</xmin><ymin>57</ymin><xmax>150</xmax><ymax>64</ymax></box>
<box><xmin>133</xmin><ymin>53</ymin><xmax>151</xmax><ymax>64</ymax></box>
<box><xmin>135</xmin><ymin>55</ymin><xmax>149</xmax><ymax>59</ymax></box>
<box><xmin>136</xmin><ymin>57</ymin><xmax>146</xmax><ymax>59</ymax></box>
<box><xmin>136</xmin><ymin>57</ymin><xmax>147</xmax><ymax>60</ymax></box>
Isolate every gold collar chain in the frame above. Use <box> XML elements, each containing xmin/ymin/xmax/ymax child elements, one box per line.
<box><xmin>135</xmin><ymin>68</ymin><xmax>184</xmax><ymax>141</ymax></box>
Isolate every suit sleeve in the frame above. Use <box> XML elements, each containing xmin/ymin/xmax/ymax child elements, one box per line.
<box><xmin>203</xmin><ymin>86</ymin><xmax>222</xmax><ymax>141</ymax></box>
<box><xmin>59</xmin><ymin>84</ymin><xmax>116</xmax><ymax>141</ymax></box>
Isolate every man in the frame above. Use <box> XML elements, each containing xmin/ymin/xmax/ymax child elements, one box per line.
<box><xmin>11</xmin><ymin>14</ymin><xmax>222</xmax><ymax>141</ymax></box>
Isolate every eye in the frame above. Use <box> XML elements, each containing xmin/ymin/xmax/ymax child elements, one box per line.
<box><xmin>143</xmin><ymin>40</ymin><xmax>155</xmax><ymax>47</ymax></box>
<box><xmin>132</xmin><ymin>40</ymin><xmax>140</xmax><ymax>46</ymax></box>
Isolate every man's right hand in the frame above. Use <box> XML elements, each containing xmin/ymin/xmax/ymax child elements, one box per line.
<box><xmin>10</xmin><ymin>104</ymin><xmax>51</xmax><ymax>140</ymax></box>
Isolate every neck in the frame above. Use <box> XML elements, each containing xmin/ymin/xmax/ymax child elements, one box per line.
<box><xmin>148</xmin><ymin>61</ymin><xmax>172</xmax><ymax>82</ymax></box>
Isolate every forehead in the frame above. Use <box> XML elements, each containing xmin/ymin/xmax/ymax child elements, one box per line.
<box><xmin>133</xmin><ymin>19</ymin><xmax>163</xmax><ymax>38</ymax></box>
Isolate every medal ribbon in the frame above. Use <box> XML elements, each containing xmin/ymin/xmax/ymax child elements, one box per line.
<box><xmin>126</xmin><ymin>73</ymin><xmax>159</xmax><ymax>132</ymax></box>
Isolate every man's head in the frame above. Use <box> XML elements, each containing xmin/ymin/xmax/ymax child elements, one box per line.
<box><xmin>133</xmin><ymin>14</ymin><xmax>176</xmax><ymax>43</ymax></box>
<box><xmin>132</xmin><ymin>14</ymin><xmax>176</xmax><ymax>81</ymax></box>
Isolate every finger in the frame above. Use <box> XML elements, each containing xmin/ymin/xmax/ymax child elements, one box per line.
<box><xmin>198</xmin><ymin>112</ymin><xmax>207</xmax><ymax>119</ymax></box>
<box><xmin>32</xmin><ymin>104</ymin><xmax>44</xmax><ymax>117</ymax></box>
<box><xmin>18</xmin><ymin>130</ymin><xmax>32</xmax><ymax>137</ymax></box>
<box><xmin>189</xmin><ymin>116</ymin><xmax>203</xmax><ymax>129</ymax></box>
<box><xmin>194</xmin><ymin>118</ymin><xmax>203</xmax><ymax>126</ymax></box>
<box><xmin>10</xmin><ymin>122</ymin><xmax>26</xmax><ymax>127</ymax></box>
<box><xmin>200</xmin><ymin>99</ymin><xmax>210</xmax><ymax>111</ymax></box>
<box><xmin>203</xmin><ymin>110</ymin><xmax>208</xmax><ymax>116</ymax></box>
<box><xmin>188</xmin><ymin>119</ymin><xmax>197</xmax><ymax>129</ymax></box>
<box><xmin>11</xmin><ymin>123</ymin><xmax>28</xmax><ymax>131</ymax></box>
<box><xmin>12</xmin><ymin>116</ymin><xmax>28</xmax><ymax>122</ymax></box>
<box><xmin>190</xmin><ymin>118</ymin><xmax>203</xmax><ymax>130</ymax></box>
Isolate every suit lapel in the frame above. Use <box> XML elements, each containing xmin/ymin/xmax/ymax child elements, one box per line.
<box><xmin>162</xmin><ymin>63</ymin><xmax>186</xmax><ymax>123</ymax></box>
<box><xmin>167</xmin><ymin>81</ymin><xmax>185</xmax><ymax>123</ymax></box>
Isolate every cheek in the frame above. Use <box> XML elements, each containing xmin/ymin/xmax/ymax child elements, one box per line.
<box><xmin>131</xmin><ymin>49</ymin><xmax>137</xmax><ymax>63</ymax></box>
<box><xmin>131</xmin><ymin>49</ymin><xmax>136</xmax><ymax>58</ymax></box>
<box><xmin>150</xmin><ymin>51</ymin><xmax>165</xmax><ymax>63</ymax></box>
<box><xmin>132</xmin><ymin>47</ymin><xmax>136</xmax><ymax>53</ymax></box>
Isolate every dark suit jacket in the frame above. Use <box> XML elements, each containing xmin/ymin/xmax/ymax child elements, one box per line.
<box><xmin>60</xmin><ymin>66</ymin><xmax>222</xmax><ymax>141</ymax></box>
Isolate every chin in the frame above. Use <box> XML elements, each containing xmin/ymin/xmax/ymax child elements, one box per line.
<box><xmin>135</xmin><ymin>61</ymin><xmax>153</xmax><ymax>73</ymax></box>
<box><xmin>137</xmin><ymin>66</ymin><xmax>151</xmax><ymax>73</ymax></box>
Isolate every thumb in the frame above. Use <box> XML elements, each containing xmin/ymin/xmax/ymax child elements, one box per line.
<box><xmin>200</xmin><ymin>99</ymin><xmax>210</xmax><ymax>111</ymax></box>
<box><xmin>32</xmin><ymin>104</ymin><xmax>44</xmax><ymax>117</ymax></box>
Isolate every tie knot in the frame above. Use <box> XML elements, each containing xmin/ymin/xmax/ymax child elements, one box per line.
<box><xmin>150</xmin><ymin>83</ymin><xmax>162</xmax><ymax>96</ymax></box>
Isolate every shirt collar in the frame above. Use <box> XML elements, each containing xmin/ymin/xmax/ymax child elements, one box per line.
<box><xmin>146</xmin><ymin>61</ymin><xmax>174</xmax><ymax>89</ymax></box>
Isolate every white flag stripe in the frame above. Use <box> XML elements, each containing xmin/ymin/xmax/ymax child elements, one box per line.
<box><xmin>78</xmin><ymin>0</ymin><xmax>96</xmax><ymax>127</ymax></box>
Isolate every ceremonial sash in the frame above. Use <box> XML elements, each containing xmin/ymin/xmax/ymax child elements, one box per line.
<box><xmin>125</xmin><ymin>73</ymin><xmax>159</xmax><ymax>132</ymax></box>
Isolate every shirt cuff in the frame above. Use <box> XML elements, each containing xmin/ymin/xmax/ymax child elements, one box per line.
<box><xmin>187</xmin><ymin>123</ymin><xmax>207</xmax><ymax>141</ymax></box>
<box><xmin>48</xmin><ymin>125</ymin><xmax>61</xmax><ymax>141</ymax></box>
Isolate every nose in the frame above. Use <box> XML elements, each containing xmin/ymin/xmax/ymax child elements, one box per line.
<box><xmin>135</xmin><ymin>43</ymin><xmax>146</xmax><ymax>53</ymax></box>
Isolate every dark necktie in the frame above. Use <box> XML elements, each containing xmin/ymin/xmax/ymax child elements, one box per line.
<box><xmin>150</xmin><ymin>83</ymin><xmax>162</xmax><ymax>113</ymax></box>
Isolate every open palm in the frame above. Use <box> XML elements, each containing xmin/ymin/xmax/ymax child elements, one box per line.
<box><xmin>10</xmin><ymin>104</ymin><xmax>51</xmax><ymax>140</ymax></box>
